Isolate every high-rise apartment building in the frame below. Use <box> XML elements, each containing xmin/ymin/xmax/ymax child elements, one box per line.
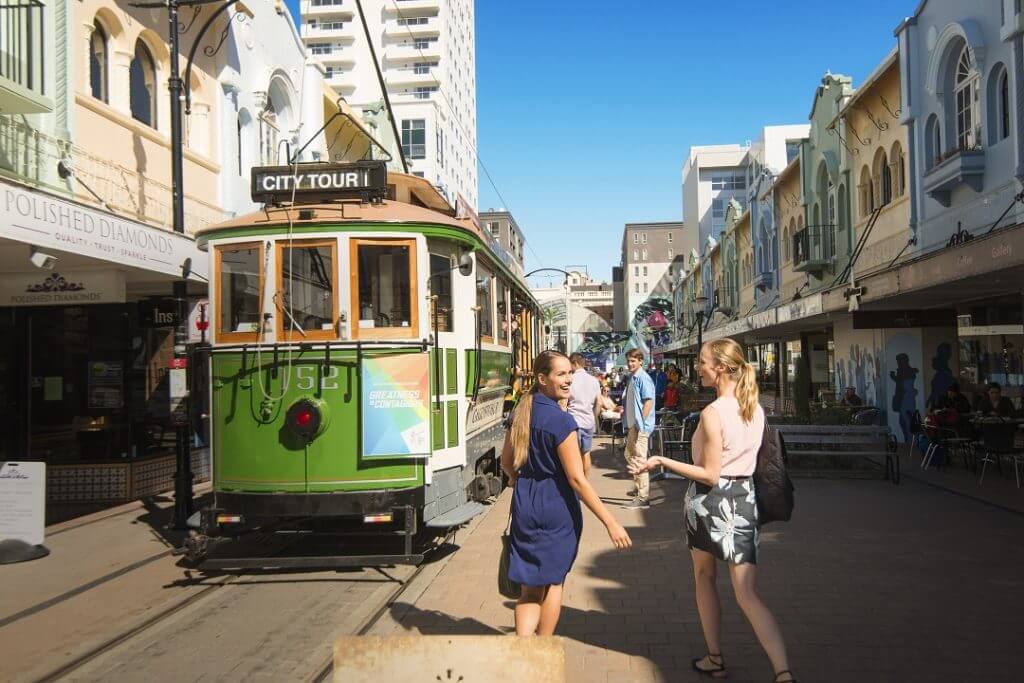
<box><xmin>300</xmin><ymin>0</ymin><xmax>478</xmax><ymax>210</ymax></box>
<box><xmin>479</xmin><ymin>208</ymin><xmax>525</xmax><ymax>277</ymax></box>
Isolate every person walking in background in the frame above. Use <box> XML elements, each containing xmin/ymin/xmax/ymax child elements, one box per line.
<box><xmin>623</xmin><ymin>349</ymin><xmax>656</xmax><ymax>510</ymax></box>
<box><xmin>651</xmin><ymin>362</ymin><xmax>668</xmax><ymax>406</ymax></box>
<box><xmin>630</xmin><ymin>339</ymin><xmax>795</xmax><ymax>682</ymax></box>
<box><xmin>500</xmin><ymin>350</ymin><xmax>632</xmax><ymax>637</ymax></box>
<box><xmin>568</xmin><ymin>353</ymin><xmax>602</xmax><ymax>477</ymax></box>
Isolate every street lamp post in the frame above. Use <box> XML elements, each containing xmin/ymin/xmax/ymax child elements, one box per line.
<box><xmin>132</xmin><ymin>0</ymin><xmax>241</xmax><ymax>529</ymax></box>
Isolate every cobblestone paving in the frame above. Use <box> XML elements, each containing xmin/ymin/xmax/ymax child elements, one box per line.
<box><xmin>371</xmin><ymin>436</ymin><xmax>1024</xmax><ymax>682</ymax></box>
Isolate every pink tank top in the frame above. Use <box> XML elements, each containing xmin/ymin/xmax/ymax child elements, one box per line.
<box><xmin>691</xmin><ymin>396</ymin><xmax>765</xmax><ymax>477</ymax></box>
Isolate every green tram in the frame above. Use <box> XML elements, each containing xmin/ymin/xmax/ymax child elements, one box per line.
<box><xmin>183</xmin><ymin>163</ymin><xmax>540</xmax><ymax>567</ymax></box>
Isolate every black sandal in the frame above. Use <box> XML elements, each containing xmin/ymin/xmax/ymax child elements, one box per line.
<box><xmin>691</xmin><ymin>653</ymin><xmax>726</xmax><ymax>678</ymax></box>
<box><xmin>773</xmin><ymin>670</ymin><xmax>797</xmax><ymax>682</ymax></box>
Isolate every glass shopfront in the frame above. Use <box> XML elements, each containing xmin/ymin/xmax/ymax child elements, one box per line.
<box><xmin>957</xmin><ymin>295</ymin><xmax>1023</xmax><ymax>408</ymax></box>
<box><xmin>0</xmin><ymin>302</ymin><xmax>207</xmax><ymax>463</ymax></box>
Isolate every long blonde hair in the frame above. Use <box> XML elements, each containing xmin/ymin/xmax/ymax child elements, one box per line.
<box><xmin>706</xmin><ymin>338</ymin><xmax>759</xmax><ymax>422</ymax></box>
<box><xmin>509</xmin><ymin>350</ymin><xmax>568</xmax><ymax>472</ymax></box>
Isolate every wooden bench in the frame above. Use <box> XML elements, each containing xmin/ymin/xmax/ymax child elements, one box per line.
<box><xmin>773</xmin><ymin>424</ymin><xmax>899</xmax><ymax>484</ymax></box>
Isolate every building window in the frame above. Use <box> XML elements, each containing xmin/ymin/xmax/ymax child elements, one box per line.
<box><xmin>414</xmin><ymin>61</ymin><xmax>437</xmax><ymax>75</ymax></box>
<box><xmin>310</xmin><ymin>43</ymin><xmax>332</xmax><ymax>55</ymax></box>
<box><xmin>634</xmin><ymin>266</ymin><xmax>639</xmax><ymax>277</ymax></box>
<box><xmin>643</xmin><ymin>282</ymin><xmax>648</xmax><ymax>293</ymax></box>
<box><xmin>397</xmin><ymin>16</ymin><xmax>429</xmax><ymax>26</ymax></box>
<box><xmin>641</xmin><ymin>233</ymin><xmax>647</xmax><ymax>244</ymax></box>
<box><xmin>989</xmin><ymin>64</ymin><xmax>1011</xmax><ymax>143</ymax></box>
<box><xmin>712</xmin><ymin>198</ymin><xmax>725</xmax><ymax>220</ymax></box>
<box><xmin>643</xmin><ymin>266</ymin><xmax>648</xmax><ymax>276</ymax></box>
<box><xmin>89</xmin><ymin>21</ymin><xmax>109</xmax><ymax>103</ymax></box>
<box><xmin>668</xmin><ymin>248</ymin><xmax>673</xmax><ymax>259</ymax></box>
<box><xmin>955</xmin><ymin>44</ymin><xmax>979</xmax><ymax>150</ymax></box>
<box><xmin>413</xmin><ymin>37</ymin><xmax>437</xmax><ymax>49</ymax></box>
<box><xmin>436</xmin><ymin>128</ymin><xmax>444</xmax><ymax>168</ymax></box>
<box><xmin>259</xmin><ymin>98</ymin><xmax>279</xmax><ymax>165</ymax></box>
<box><xmin>216</xmin><ymin>242</ymin><xmax>263</xmax><ymax>342</ymax></box>
<box><xmin>130</xmin><ymin>40</ymin><xmax>158</xmax><ymax>128</ymax></box>
<box><xmin>667</xmin><ymin>232</ymin><xmax>673</xmax><ymax>243</ymax></box>
<box><xmin>401</xmin><ymin>119</ymin><xmax>426</xmax><ymax>159</ymax></box>
<box><xmin>859</xmin><ymin>165</ymin><xmax>873</xmax><ymax>214</ymax></box>
<box><xmin>488</xmin><ymin>221</ymin><xmax>499</xmax><ymax>238</ymax></box>
<box><xmin>1000</xmin><ymin>69</ymin><xmax>1010</xmax><ymax>140</ymax></box>
<box><xmin>633</xmin><ymin>233</ymin><xmax>638</xmax><ymax>244</ymax></box>
<box><xmin>890</xmin><ymin>142</ymin><xmax>906</xmax><ymax>198</ymax></box>
<box><xmin>414</xmin><ymin>86</ymin><xmax>438</xmax><ymax>99</ymax></box>
<box><xmin>632</xmin><ymin>249</ymin><xmax>638</xmax><ymax>260</ymax></box>
<box><xmin>634</xmin><ymin>283</ymin><xmax>639</xmax><ymax>293</ymax></box>
<box><xmin>641</xmin><ymin>249</ymin><xmax>647</xmax><ymax>260</ymax></box>
<box><xmin>711</xmin><ymin>170</ymin><xmax>746</xmax><ymax>190</ymax></box>
<box><xmin>926</xmin><ymin>114</ymin><xmax>941</xmax><ymax>168</ymax></box>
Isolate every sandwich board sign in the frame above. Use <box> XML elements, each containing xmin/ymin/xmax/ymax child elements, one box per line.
<box><xmin>0</xmin><ymin>462</ymin><xmax>49</xmax><ymax>563</ymax></box>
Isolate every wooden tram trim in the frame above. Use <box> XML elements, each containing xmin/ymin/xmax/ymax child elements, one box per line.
<box><xmin>214</xmin><ymin>241</ymin><xmax>264</xmax><ymax>344</ymax></box>
<box><xmin>274</xmin><ymin>238</ymin><xmax>340</xmax><ymax>342</ymax></box>
<box><xmin>348</xmin><ymin>237</ymin><xmax>420</xmax><ymax>340</ymax></box>
<box><xmin>477</xmin><ymin>263</ymin><xmax>495</xmax><ymax>345</ymax></box>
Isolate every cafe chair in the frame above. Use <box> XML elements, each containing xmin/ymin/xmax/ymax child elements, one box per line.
<box><xmin>977</xmin><ymin>421</ymin><xmax>1022</xmax><ymax>486</ymax></box>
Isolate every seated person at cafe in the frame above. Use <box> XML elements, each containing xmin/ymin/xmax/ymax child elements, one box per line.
<box><xmin>974</xmin><ymin>382</ymin><xmax>1017</xmax><ymax>417</ymax></box>
<box><xmin>596</xmin><ymin>384</ymin><xmax>623</xmax><ymax>434</ymax></box>
<box><xmin>839</xmin><ymin>386</ymin><xmax>863</xmax><ymax>406</ymax></box>
<box><xmin>662</xmin><ymin>366</ymin><xmax>682</xmax><ymax>414</ymax></box>
<box><xmin>933</xmin><ymin>382</ymin><xmax>972</xmax><ymax>415</ymax></box>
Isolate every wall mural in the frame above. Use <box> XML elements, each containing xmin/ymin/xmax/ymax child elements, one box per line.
<box><xmin>835</xmin><ymin>343</ymin><xmax>883</xmax><ymax>409</ymax></box>
<box><xmin>577</xmin><ymin>332</ymin><xmax>634</xmax><ymax>369</ymax></box>
<box><xmin>632</xmin><ymin>297</ymin><xmax>674</xmax><ymax>350</ymax></box>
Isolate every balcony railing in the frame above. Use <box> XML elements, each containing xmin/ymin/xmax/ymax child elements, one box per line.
<box><xmin>0</xmin><ymin>0</ymin><xmax>51</xmax><ymax>113</ymax></box>
<box><xmin>0</xmin><ymin>116</ymin><xmax>226</xmax><ymax>233</ymax></box>
<box><xmin>792</xmin><ymin>224</ymin><xmax>835</xmax><ymax>272</ymax></box>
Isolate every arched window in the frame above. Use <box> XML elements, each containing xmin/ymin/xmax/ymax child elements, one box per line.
<box><xmin>873</xmin><ymin>149</ymin><xmax>891</xmax><ymax>207</ymax></box>
<box><xmin>890</xmin><ymin>142</ymin><xmax>906</xmax><ymax>197</ymax></box>
<box><xmin>130</xmin><ymin>39</ymin><xmax>157</xmax><ymax>127</ymax></box>
<box><xmin>259</xmin><ymin>98</ymin><xmax>279</xmax><ymax>165</ymax></box>
<box><xmin>925</xmin><ymin>114</ymin><xmax>941</xmax><ymax>168</ymax></box>
<box><xmin>859</xmin><ymin>166</ymin><xmax>872</xmax><ymax>215</ymax></box>
<box><xmin>988</xmin><ymin>64</ymin><xmax>1011</xmax><ymax>143</ymax></box>
<box><xmin>783</xmin><ymin>222</ymin><xmax>792</xmax><ymax>262</ymax></box>
<box><xmin>89</xmin><ymin>21</ymin><xmax>108</xmax><ymax>102</ymax></box>
<box><xmin>954</xmin><ymin>44</ymin><xmax>979</xmax><ymax>149</ymax></box>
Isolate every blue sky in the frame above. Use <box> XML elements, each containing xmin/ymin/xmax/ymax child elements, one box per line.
<box><xmin>286</xmin><ymin>1</ymin><xmax>917</xmax><ymax>285</ymax></box>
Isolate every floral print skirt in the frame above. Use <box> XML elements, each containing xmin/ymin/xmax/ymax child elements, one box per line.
<box><xmin>684</xmin><ymin>476</ymin><xmax>759</xmax><ymax>565</ymax></box>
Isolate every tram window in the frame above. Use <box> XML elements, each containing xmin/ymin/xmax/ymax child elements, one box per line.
<box><xmin>429</xmin><ymin>253</ymin><xmax>454</xmax><ymax>332</ymax></box>
<box><xmin>496</xmin><ymin>284</ymin><xmax>509</xmax><ymax>345</ymax></box>
<box><xmin>352</xmin><ymin>240</ymin><xmax>418</xmax><ymax>339</ymax></box>
<box><xmin>277</xmin><ymin>240</ymin><xmax>337</xmax><ymax>340</ymax></box>
<box><xmin>476</xmin><ymin>268</ymin><xmax>494</xmax><ymax>340</ymax></box>
<box><xmin>215</xmin><ymin>242</ymin><xmax>263</xmax><ymax>342</ymax></box>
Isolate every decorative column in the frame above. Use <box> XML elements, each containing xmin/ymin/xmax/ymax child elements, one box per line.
<box><xmin>111</xmin><ymin>49</ymin><xmax>133</xmax><ymax>117</ymax></box>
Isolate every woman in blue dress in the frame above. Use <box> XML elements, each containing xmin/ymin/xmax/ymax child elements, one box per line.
<box><xmin>500</xmin><ymin>350</ymin><xmax>632</xmax><ymax>636</ymax></box>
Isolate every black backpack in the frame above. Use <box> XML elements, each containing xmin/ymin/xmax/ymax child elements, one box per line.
<box><xmin>753</xmin><ymin>425</ymin><xmax>794</xmax><ymax>524</ymax></box>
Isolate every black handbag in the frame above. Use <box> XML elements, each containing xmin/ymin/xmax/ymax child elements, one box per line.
<box><xmin>498</xmin><ymin>506</ymin><xmax>521</xmax><ymax>599</ymax></box>
<box><xmin>753</xmin><ymin>424</ymin><xmax>795</xmax><ymax>525</ymax></box>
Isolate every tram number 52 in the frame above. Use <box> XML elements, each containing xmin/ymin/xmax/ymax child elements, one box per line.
<box><xmin>295</xmin><ymin>365</ymin><xmax>341</xmax><ymax>391</ymax></box>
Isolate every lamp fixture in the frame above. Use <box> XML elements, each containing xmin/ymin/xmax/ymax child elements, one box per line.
<box><xmin>29</xmin><ymin>247</ymin><xmax>57</xmax><ymax>270</ymax></box>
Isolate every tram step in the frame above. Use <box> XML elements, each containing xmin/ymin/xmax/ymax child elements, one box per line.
<box><xmin>425</xmin><ymin>501</ymin><xmax>485</xmax><ymax>528</ymax></box>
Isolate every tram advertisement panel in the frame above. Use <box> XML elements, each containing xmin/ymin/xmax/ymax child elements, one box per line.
<box><xmin>361</xmin><ymin>354</ymin><xmax>431</xmax><ymax>459</ymax></box>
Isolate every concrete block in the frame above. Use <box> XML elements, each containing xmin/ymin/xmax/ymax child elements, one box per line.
<box><xmin>333</xmin><ymin>635</ymin><xmax>565</xmax><ymax>682</ymax></box>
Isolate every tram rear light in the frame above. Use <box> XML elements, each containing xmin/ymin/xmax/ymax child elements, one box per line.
<box><xmin>216</xmin><ymin>515</ymin><xmax>243</xmax><ymax>524</ymax></box>
<box><xmin>363</xmin><ymin>513</ymin><xmax>393</xmax><ymax>524</ymax></box>
<box><xmin>285</xmin><ymin>398</ymin><xmax>329</xmax><ymax>440</ymax></box>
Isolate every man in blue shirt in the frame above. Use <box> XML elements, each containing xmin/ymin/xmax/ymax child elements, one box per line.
<box><xmin>623</xmin><ymin>348</ymin><xmax>656</xmax><ymax>509</ymax></box>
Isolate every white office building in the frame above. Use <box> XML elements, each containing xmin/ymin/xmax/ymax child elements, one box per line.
<box><xmin>682</xmin><ymin>144</ymin><xmax>751</xmax><ymax>254</ymax></box>
<box><xmin>300</xmin><ymin>0</ymin><xmax>478</xmax><ymax>210</ymax></box>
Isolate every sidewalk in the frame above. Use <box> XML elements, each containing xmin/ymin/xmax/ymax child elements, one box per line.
<box><xmin>370</xmin><ymin>436</ymin><xmax>1024</xmax><ymax>682</ymax></box>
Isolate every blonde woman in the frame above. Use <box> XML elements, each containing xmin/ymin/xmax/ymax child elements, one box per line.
<box><xmin>630</xmin><ymin>339</ymin><xmax>794</xmax><ymax>682</ymax></box>
<box><xmin>500</xmin><ymin>350</ymin><xmax>632</xmax><ymax>636</ymax></box>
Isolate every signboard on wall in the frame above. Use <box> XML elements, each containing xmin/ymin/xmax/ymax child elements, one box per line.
<box><xmin>0</xmin><ymin>269</ymin><xmax>125</xmax><ymax>306</ymax></box>
<box><xmin>853</xmin><ymin>309</ymin><xmax>956</xmax><ymax>329</ymax></box>
<box><xmin>777</xmin><ymin>292</ymin><xmax>823</xmax><ymax>324</ymax></box>
<box><xmin>0</xmin><ymin>179</ymin><xmax>208</xmax><ymax>281</ymax></box>
<box><xmin>361</xmin><ymin>354</ymin><xmax>431</xmax><ymax>459</ymax></box>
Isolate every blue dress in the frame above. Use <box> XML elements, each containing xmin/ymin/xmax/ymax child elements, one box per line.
<box><xmin>508</xmin><ymin>393</ymin><xmax>583</xmax><ymax>587</ymax></box>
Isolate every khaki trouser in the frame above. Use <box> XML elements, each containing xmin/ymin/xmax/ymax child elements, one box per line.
<box><xmin>625</xmin><ymin>426</ymin><xmax>650</xmax><ymax>499</ymax></box>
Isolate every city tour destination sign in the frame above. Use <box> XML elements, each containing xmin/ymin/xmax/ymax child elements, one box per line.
<box><xmin>0</xmin><ymin>178</ymin><xmax>208</xmax><ymax>281</ymax></box>
<box><xmin>251</xmin><ymin>161</ymin><xmax>388</xmax><ymax>204</ymax></box>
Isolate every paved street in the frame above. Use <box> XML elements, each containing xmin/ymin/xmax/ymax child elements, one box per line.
<box><xmin>370</xmin><ymin>436</ymin><xmax>1024</xmax><ymax>682</ymax></box>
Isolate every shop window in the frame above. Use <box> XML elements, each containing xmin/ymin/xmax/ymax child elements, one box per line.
<box><xmin>130</xmin><ymin>39</ymin><xmax>157</xmax><ymax>128</ymax></box>
<box><xmin>352</xmin><ymin>239</ymin><xmax>418</xmax><ymax>339</ymax></box>
<box><xmin>215</xmin><ymin>242</ymin><xmax>263</xmax><ymax>342</ymax></box>
<box><xmin>476</xmin><ymin>267</ymin><xmax>494</xmax><ymax>341</ymax></box>
<box><xmin>90</xmin><ymin>21</ymin><xmax>109</xmax><ymax>103</ymax></box>
<box><xmin>277</xmin><ymin>240</ymin><xmax>337</xmax><ymax>341</ymax></box>
<box><xmin>429</xmin><ymin>253</ymin><xmax>454</xmax><ymax>332</ymax></box>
